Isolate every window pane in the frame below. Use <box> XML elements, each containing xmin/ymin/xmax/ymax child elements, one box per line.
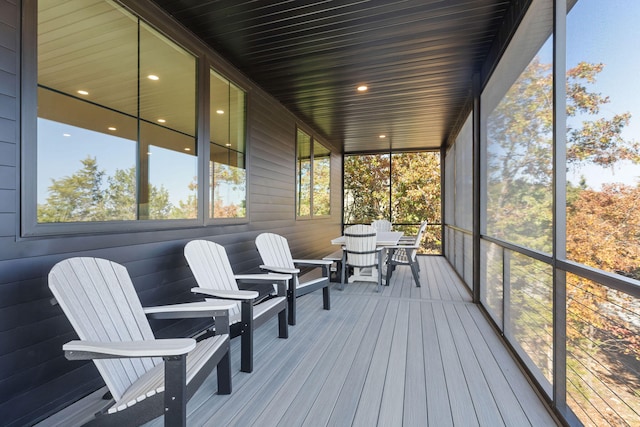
<box><xmin>210</xmin><ymin>70</ymin><xmax>247</xmax><ymax>219</ymax></box>
<box><xmin>37</xmin><ymin>0</ymin><xmax>138</xmax><ymax>223</ymax></box>
<box><xmin>140</xmin><ymin>24</ymin><xmax>196</xmax><ymax>220</ymax></box>
<box><xmin>36</xmin><ymin>0</ymin><xmax>198</xmax><ymax>223</ymax></box>
<box><xmin>296</xmin><ymin>129</ymin><xmax>312</xmax><ymax>217</ymax></box>
<box><xmin>312</xmin><ymin>141</ymin><xmax>330</xmax><ymax>216</ymax></box>
<box><xmin>508</xmin><ymin>251</ymin><xmax>553</xmax><ymax>393</ymax></box>
<box><xmin>210</xmin><ymin>144</ymin><xmax>246</xmax><ymax>218</ymax></box>
<box><xmin>565</xmin><ymin>273</ymin><xmax>640</xmax><ymax>426</ymax></box>
<box><xmin>391</xmin><ymin>152</ymin><xmax>440</xmax><ymax>224</ymax></box>
<box><xmin>483</xmin><ymin>0</ymin><xmax>553</xmax><ymax>253</ymax></box>
<box><xmin>480</xmin><ymin>239</ymin><xmax>503</xmax><ymax>329</ymax></box>
<box><xmin>566</xmin><ymin>0</ymin><xmax>640</xmax><ymax>280</ymax></box>
<box><xmin>343</xmin><ymin>154</ymin><xmax>390</xmax><ymax>224</ymax></box>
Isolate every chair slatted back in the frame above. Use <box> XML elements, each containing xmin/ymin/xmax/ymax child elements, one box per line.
<box><xmin>344</xmin><ymin>224</ymin><xmax>378</xmax><ymax>268</ymax></box>
<box><xmin>255</xmin><ymin>233</ymin><xmax>298</xmax><ymax>287</ymax></box>
<box><xmin>411</xmin><ymin>221</ymin><xmax>429</xmax><ymax>260</ymax></box>
<box><xmin>48</xmin><ymin>257</ymin><xmax>160</xmax><ymax>402</ymax></box>
<box><xmin>371</xmin><ymin>219</ymin><xmax>392</xmax><ymax>232</ymax></box>
<box><xmin>184</xmin><ymin>240</ymin><xmax>241</xmax><ymax>319</ymax></box>
<box><xmin>255</xmin><ymin>233</ymin><xmax>296</xmax><ymax>269</ymax></box>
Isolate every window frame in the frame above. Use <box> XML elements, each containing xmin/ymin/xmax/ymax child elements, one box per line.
<box><xmin>295</xmin><ymin>126</ymin><xmax>331</xmax><ymax>220</ymax></box>
<box><xmin>20</xmin><ymin>0</ymin><xmax>251</xmax><ymax>237</ymax></box>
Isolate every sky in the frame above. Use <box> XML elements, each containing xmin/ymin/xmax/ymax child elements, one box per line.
<box><xmin>565</xmin><ymin>0</ymin><xmax>640</xmax><ymax>189</ymax></box>
<box><xmin>37</xmin><ymin>119</ymin><xmax>197</xmax><ymax>205</ymax></box>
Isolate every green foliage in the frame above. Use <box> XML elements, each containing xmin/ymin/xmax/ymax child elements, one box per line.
<box><xmin>37</xmin><ymin>156</ymin><xmax>173</xmax><ymax>222</ymax></box>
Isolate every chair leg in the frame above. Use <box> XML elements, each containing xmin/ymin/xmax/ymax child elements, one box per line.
<box><xmin>340</xmin><ymin>258</ymin><xmax>346</xmax><ymax>291</ymax></box>
<box><xmin>278</xmin><ymin>305</ymin><xmax>288</xmax><ymax>338</ymax></box>
<box><xmin>386</xmin><ymin>248</ymin><xmax>395</xmax><ymax>286</ymax></box>
<box><xmin>288</xmin><ymin>284</ymin><xmax>297</xmax><ymax>326</ymax></box>
<box><xmin>240</xmin><ymin>300</ymin><xmax>254</xmax><ymax>373</ymax></box>
<box><xmin>163</xmin><ymin>355</ymin><xmax>187</xmax><ymax>427</ymax></box>
<box><xmin>410</xmin><ymin>260</ymin><xmax>421</xmax><ymax>287</ymax></box>
<box><xmin>322</xmin><ymin>265</ymin><xmax>331</xmax><ymax>309</ymax></box>
<box><xmin>217</xmin><ymin>346</ymin><xmax>232</xmax><ymax>395</ymax></box>
<box><xmin>377</xmin><ymin>256</ymin><xmax>383</xmax><ymax>293</ymax></box>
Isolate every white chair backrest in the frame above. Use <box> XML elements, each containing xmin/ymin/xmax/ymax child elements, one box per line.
<box><xmin>371</xmin><ymin>219</ymin><xmax>392</xmax><ymax>232</ymax></box>
<box><xmin>255</xmin><ymin>233</ymin><xmax>296</xmax><ymax>269</ymax></box>
<box><xmin>415</xmin><ymin>221</ymin><xmax>428</xmax><ymax>245</ymax></box>
<box><xmin>48</xmin><ymin>257</ymin><xmax>160</xmax><ymax>402</ymax></box>
<box><xmin>184</xmin><ymin>240</ymin><xmax>241</xmax><ymax>318</ymax></box>
<box><xmin>344</xmin><ymin>224</ymin><xmax>378</xmax><ymax>268</ymax></box>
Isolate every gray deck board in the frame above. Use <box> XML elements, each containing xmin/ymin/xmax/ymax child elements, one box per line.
<box><xmin>38</xmin><ymin>256</ymin><xmax>558</xmax><ymax>427</ymax></box>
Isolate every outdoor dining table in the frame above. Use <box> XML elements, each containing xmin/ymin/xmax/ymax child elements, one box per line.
<box><xmin>328</xmin><ymin>231</ymin><xmax>404</xmax><ymax>285</ymax></box>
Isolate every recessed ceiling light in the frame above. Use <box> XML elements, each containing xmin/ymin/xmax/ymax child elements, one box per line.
<box><xmin>357</xmin><ymin>85</ymin><xmax>368</xmax><ymax>92</ymax></box>
<box><xmin>379</xmin><ymin>134</ymin><xmax>386</xmax><ymax>139</ymax></box>
<box><xmin>225</xmin><ymin>143</ymin><xmax>231</xmax><ymax>147</ymax></box>
<box><xmin>216</xmin><ymin>110</ymin><xmax>225</xmax><ymax>114</ymax></box>
<box><xmin>147</xmin><ymin>151</ymin><xmax>152</xmax><ymax>155</ymax></box>
<box><xmin>147</xmin><ymin>74</ymin><xmax>159</xmax><ymax>81</ymax></box>
<box><xmin>184</xmin><ymin>147</ymin><xmax>191</xmax><ymax>151</ymax></box>
<box><xmin>157</xmin><ymin>119</ymin><xmax>166</xmax><ymax>123</ymax></box>
<box><xmin>77</xmin><ymin>90</ymin><xmax>89</xmax><ymax>95</ymax></box>
<box><xmin>63</xmin><ymin>133</ymin><xmax>71</xmax><ymax>137</ymax></box>
<box><xmin>108</xmin><ymin>127</ymin><xmax>117</xmax><ymax>131</ymax></box>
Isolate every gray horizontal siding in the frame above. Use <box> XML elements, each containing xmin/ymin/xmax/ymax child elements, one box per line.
<box><xmin>0</xmin><ymin>0</ymin><xmax>342</xmax><ymax>424</ymax></box>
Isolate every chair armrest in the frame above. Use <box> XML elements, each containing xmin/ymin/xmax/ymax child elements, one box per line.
<box><xmin>292</xmin><ymin>259</ymin><xmax>334</xmax><ymax>267</ymax></box>
<box><xmin>191</xmin><ymin>287</ymin><xmax>258</xmax><ymax>300</ymax></box>
<box><xmin>260</xmin><ymin>265</ymin><xmax>300</xmax><ymax>274</ymax></box>
<box><xmin>63</xmin><ymin>338</ymin><xmax>196</xmax><ymax>360</ymax></box>
<box><xmin>143</xmin><ymin>301</ymin><xmax>235</xmax><ymax>319</ymax></box>
<box><xmin>234</xmin><ymin>273</ymin><xmax>292</xmax><ymax>282</ymax></box>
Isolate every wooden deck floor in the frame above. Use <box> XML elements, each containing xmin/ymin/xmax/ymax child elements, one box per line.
<box><xmin>40</xmin><ymin>256</ymin><xmax>559</xmax><ymax>426</ymax></box>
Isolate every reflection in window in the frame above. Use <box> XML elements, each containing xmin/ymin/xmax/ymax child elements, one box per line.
<box><xmin>485</xmin><ymin>44</ymin><xmax>554</xmax><ymax>253</ymax></box>
<box><xmin>296</xmin><ymin>129</ymin><xmax>331</xmax><ymax>218</ymax></box>
<box><xmin>210</xmin><ymin>70</ymin><xmax>246</xmax><ymax>218</ymax></box>
<box><xmin>312</xmin><ymin>141</ymin><xmax>331</xmax><ymax>216</ymax></box>
<box><xmin>36</xmin><ymin>0</ymin><xmax>197</xmax><ymax>222</ymax></box>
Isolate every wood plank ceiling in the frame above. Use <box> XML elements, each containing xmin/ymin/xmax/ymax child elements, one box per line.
<box><xmin>151</xmin><ymin>0</ymin><xmax>513</xmax><ymax>153</ymax></box>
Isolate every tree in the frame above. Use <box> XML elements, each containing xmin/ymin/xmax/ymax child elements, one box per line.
<box><xmin>38</xmin><ymin>157</ymin><xmax>105</xmax><ymax>222</ymax></box>
<box><xmin>488</xmin><ymin>55</ymin><xmax>640</xmax><ymax>423</ymax></box>
<box><xmin>38</xmin><ymin>157</ymin><xmax>173</xmax><ymax>222</ymax></box>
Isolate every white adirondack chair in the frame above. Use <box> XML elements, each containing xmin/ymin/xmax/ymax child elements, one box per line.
<box><xmin>341</xmin><ymin>224</ymin><xmax>385</xmax><ymax>292</ymax></box>
<box><xmin>255</xmin><ymin>233</ymin><xmax>332</xmax><ymax>325</ymax></box>
<box><xmin>48</xmin><ymin>257</ymin><xmax>235</xmax><ymax>427</ymax></box>
<box><xmin>184</xmin><ymin>240</ymin><xmax>289</xmax><ymax>373</ymax></box>
<box><xmin>385</xmin><ymin>221</ymin><xmax>428</xmax><ymax>287</ymax></box>
<box><xmin>371</xmin><ymin>219</ymin><xmax>393</xmax><ymax>232</ymax></box>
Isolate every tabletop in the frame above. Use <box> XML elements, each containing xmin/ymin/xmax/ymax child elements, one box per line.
<box><xmin>331</xmin><ymin>231</ymin><xmax>403</xmax><ymax>246</ymax></box>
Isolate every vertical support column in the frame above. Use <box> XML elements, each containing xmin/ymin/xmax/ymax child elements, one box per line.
<box><xmin>553</xmin><ymin>0</ymin><xmax>568</xmax><ymax>414</ymax></box>
<box><xmin>472</xmin><ymin>72</ymin><xmax>482</xmax><ymax>304</ymax></box>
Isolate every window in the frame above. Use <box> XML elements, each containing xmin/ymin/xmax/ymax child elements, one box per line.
<box><xmin>481</xmin><ymin>0</ymin><xmax>554</xmax><ymax>396</ymax></box>
<box><xmin>210</xmin><ymin>70</ymin><xmax>247</xmax><ymax>218</ymax></box>
<box><xmin>343</xmin><ymin>151</ymin><xmax>441</xmax><ymax>253</ymax></box>
<box><xmin>34</xmin><ymin>0</ymin><xmax>197</xmax><ymax>225</ymax></box>
<box><xmin>296</xmin><ymin>129</ymin><xmax>330</xmax><ymax>218</ymax></box>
